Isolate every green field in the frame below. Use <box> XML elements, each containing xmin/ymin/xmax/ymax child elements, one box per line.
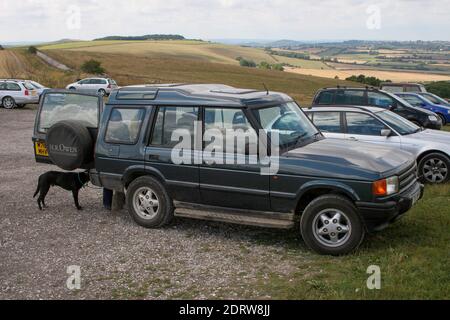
<box><xmin>38</xmin><ymin>48</ymin><xmax>356</xmax><ymax>105</ymax></box>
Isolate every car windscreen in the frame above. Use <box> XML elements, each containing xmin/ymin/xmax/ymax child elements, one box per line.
<box><xmin>253</xmin><ymin>102</ymin><xmax>320</xmax><ymax>149</ymax></box>
<box><xmin>423</xmin><ymin>93</ymin><xmax>448</xmax><ymax>105</ymax></box>
<box><xmin>376</xmin><ymin>110</ymin><xmax>420</xmax><ymax>135</ymax></box>
<box><xmin>38</xmin><ymin>93</ymin><xmax>99</xmax><ymax>133</ymax></box>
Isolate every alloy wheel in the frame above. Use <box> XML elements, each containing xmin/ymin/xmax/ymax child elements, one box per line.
<box><xmin>312</xmin><ymin>209</ymin><xmax>352</xmax><ymax>248</ymax></box>
<box><xmin>423</xmin><ymin>158</ymin><xmax>448</xmax><ymax>183</ymax></box>
<box><xmin>133</xmin><ymin>187</ymin><xmax>160</xmax><ymax>220</ymax></box>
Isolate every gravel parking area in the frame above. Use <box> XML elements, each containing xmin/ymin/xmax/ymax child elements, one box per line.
<box><xmin>0</xmin><ymin>106</ymin><xmax>317</xmax><ymax>300</ymax></box>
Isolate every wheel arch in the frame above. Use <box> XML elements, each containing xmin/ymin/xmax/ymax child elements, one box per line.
<box><xmin>123</xmin><ymin>166</ymin><xmax>166</xmax><ymax>189</ymax></box>
<box><xmin>417</xmin><ymin>149</ymin><xmax>450</xmax><ymax>165</ymax></box>
<box><xmin>294</xmin><ymin>181</ymin><xmax>360</xmax><ymax>216</ymax></box>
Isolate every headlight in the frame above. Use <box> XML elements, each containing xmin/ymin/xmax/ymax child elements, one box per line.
<box><xmin>447</xmin><ymin>110</ymin><xmax>450</xmax><ymax>114</ymax></box>
<box><xmin>373</xmin><ymin>176</ymin><xmax>399</xmax><ymax>196</ymax></box>
<box><xmin>429</xmin><ymin>115</ymin><xmax>438</xmax><ymax>122</ymax></box>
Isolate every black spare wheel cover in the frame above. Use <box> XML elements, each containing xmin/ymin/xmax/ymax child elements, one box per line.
<box><xmin>46</xmin><ymin>120</ymin><xmax>93</xmax><ymax>171</ymax></box>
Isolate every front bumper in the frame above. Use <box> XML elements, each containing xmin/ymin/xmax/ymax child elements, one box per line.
<box><xmin>356</xmin><ymin>182</ymin><xmax>424</xmax><ymax>232</ymax></box>
<box><xmin>424</xmin><ymin>119</ymin><xmax>442</xmax><ymax>130</ymax></box>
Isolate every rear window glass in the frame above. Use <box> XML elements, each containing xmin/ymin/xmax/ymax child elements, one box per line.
<box><xmin>108</xmin><ymin>79</ymin><xmax>117</xmax><ymax>85</ymax></box>
<box><xmin>316</xmin><ymin>91</ymin><xmax>334</xmax><ymax>104</ymax></box>
<box><xmin>335</xmin><ymin>90</ymin><xmax>365</xmax><ymax>105</ymax></box>
<box><xmin>382</xmin><ymin>86</ymin><xmax>404</xmax><ymax>93</ymax></box>
<box><xmin>38</xmin><ymin>93</ymin><xmax>99</xmax><ymax>133</ymax></box>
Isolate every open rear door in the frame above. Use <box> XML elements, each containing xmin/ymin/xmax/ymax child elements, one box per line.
<box><xmin>32</xmin><ymin>90</ymin><xmax>103</xmax><ymax>166</ymax></box>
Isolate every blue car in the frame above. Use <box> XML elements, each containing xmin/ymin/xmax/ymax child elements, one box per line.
<box><xmin>395</xmin><ymin>92</ymin><xmax>450</xmax><ymax>125</ymax></box>
<box><xmin>418</xmin><ymin>92</ymin><xmax>450</xmax><ymax>107</ymax></box>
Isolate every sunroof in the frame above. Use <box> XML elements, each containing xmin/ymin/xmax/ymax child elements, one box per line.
<box><xmin>116</xmin><ymin>90</ymin><xmax>158</xmax><ymax>100</ymax></box>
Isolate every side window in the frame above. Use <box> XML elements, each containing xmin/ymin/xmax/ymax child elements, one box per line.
<box><xmin>80</xmin><ymin>79</ymin><xmax>90</xmax><ymax>85</ymax></box>
<box><xmin>0</xmin><ymin>83</ymin><xmax>7</xmax><ymax>90</ymax></box>
<box><xmin>204</xmin><ymin>108</ymin><xmax>257</xmax><ymax>155</ymax></box>
<box><xmin>367</xmin><ymin>92</ymin><xmax>395</xmax><ymax>109</ymax></box>
<box><xmin>401</xmin><ymin>95</ymin><xmax>423</xmax><ymax>107</ymax></box>
<box><xmin>105</xmin><ymin>108</ymin><xmax>145</xmax><ymax>144</ymax></box>
<box><xmin>313</xmin><ymin>112</ymin><xmax>342</xmax><ymax>133</ymax></box>
<box><xmin>335</xmin><ymin>90</ymin><xmax>365</xmax><ymax>105</ymax></box>
<box><xmin>151</xmin><ymin>107</ymin><xmax>199</xmax><ymax>148</ymax></box>
<box><xmin>346</xmin><ymin>112</ymin><xmax>386</xmax><ymax>136</ymax></box>
<box><xmin>6</xmin><ymin>83</ymin><xmax>21</xmax><ymax>91</ymax></box>
<box><xmin>316</xmin><ymin>91</ymin><xmax>334</xmax><ymax>104</ymax></box>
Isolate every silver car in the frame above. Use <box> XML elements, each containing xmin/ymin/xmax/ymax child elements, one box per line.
<box><xmin>306</xmin><ymin>105</ymin><xmax>450</xmax><ymax>184</ymax></box>
<box><xmin>0</xmin><ymin>80</ymin><xmax>40</xmax><ymax>109</ymax></box>
<box><xmin>66</xmin><ymin>77</ymin><xmax>118</xmax><ymax>96</ymax></box>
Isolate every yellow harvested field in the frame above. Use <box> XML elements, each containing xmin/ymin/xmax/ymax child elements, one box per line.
<box><xmin>0</xmin><ymin>50</ymin><xmax>27</xmax><ymax>78</ymax></box>
<box><xmin>285</xmin><ymin>66</ymin><xmax>450</xmax><ymax>82</ymax></box>
<box><xmin>41</xmin><ymin>40</ymin><xmax>281</xmax><ymax>65</ymax></box>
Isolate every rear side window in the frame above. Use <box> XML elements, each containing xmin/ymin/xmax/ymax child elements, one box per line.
<box><xmin>346</xmin><ymin>112</ymin><xmax>386</xmax><ymax>136</ymax></box>
<box><xmin>105</xmin><ymin>108</ymin><xmax>145</xmax><ymax>144</ymax></box>
<box><xmin>335</xmin><ymin>90</ymin><xmax>365</xmax><ymax>105</ymax></box>
<box><xmin>151</xmin><ymin>107</ymin><xmax>199</xmax><ymax>148</ymax></box>
<box><xmin>316</xmin><ymin>91</ymin><xmax>334</xmax><ymax>104</ymax></box>
<box><xmin>312</xmin><ymin>112</ymin><xmax>342</xmax><ymax>133</ymax></box>
<box><xmin>6</xmin><ymin>83</ymin><xmax>21</xmax><ymax>91</ymax></box>
<box><xmin>38</xmin><ymin>93</ymin><xmax>99</xmax><ymax>133</ymax></box>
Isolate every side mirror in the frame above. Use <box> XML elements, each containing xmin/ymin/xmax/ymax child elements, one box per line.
<box><xmin>381</xmin><ymin>129</ymin><xmax>392</xmax><ymax>137</ymax></box>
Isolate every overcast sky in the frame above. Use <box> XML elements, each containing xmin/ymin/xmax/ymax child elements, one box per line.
<box><xmin>1</xmin><ymin>0</ymin><xmax>449</xmax><ymax>43</ymax></box>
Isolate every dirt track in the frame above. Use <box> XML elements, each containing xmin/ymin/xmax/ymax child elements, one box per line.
<box><xmin>0</xmin><ymin>106</ymin><xmax>316</xmax><ymax>300</ymax></box>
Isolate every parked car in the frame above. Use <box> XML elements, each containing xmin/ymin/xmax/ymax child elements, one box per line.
<box><xmin>27</xmin><ymin>80</ymin><xmax>48</xmax><ymax>96</ymax></box>
<box><xmin>312</xmin><ymin>87</ymin><xmax>442</xmax><ymax>129</ymax></box>
<box><xmin>381</xmin><ymin>82</ymin><xmax>427</xmax><ymax>93</ymax></box>
<box><xmin>0</xmin><ymin>79</ymin><xmax>39</xmax><ymax>109</ymax></box>
<box><xmin>32</xmin><ymin>84</ymin><xmax>423</xmax><ymax>256</ymax></box>
<box><xmin>306</xmin><ymin>105</ymin><xmax>450</xmax><ymax>184</ymax></box>
<box><xmin>394</xmin><ymin>93</ymin><xmax>450</xmax><ymax>125</ymax></box>
<box><xmin>417</xmin><ymin>92</ymin><xmax>450</xmax><ymax>107</ymax></box>
<box><xmin>66</xmin><ymin>77</ymin><xmax>118</xmax><ymax>96</ymax></box>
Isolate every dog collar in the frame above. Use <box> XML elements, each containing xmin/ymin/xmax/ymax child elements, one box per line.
<box><xmin>77</xmin><ymin>173</ymin><xmax>87</xmax><ymax>188</ymax></box>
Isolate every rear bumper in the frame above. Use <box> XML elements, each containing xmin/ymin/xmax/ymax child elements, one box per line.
<box><xmin>356</xmin><ymin>182</ymin><xmax>424</xmax><ymax>232</ymax></box>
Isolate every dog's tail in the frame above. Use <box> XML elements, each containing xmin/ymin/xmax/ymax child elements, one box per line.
<box><xmin>33</xmin><ymin>183</ymin><xmax>40</xmax><ymax>198</ymax></box>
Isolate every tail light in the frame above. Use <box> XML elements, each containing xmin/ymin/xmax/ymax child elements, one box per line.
<box><xmin>24</xmin><ymin>90</ymin><xmax>29</xmax><ymax>96</ymax></box>
<box><xmin>107</xmin><ymin>84</ymin><xmax>112</xmax><ymax>89</ymax></box>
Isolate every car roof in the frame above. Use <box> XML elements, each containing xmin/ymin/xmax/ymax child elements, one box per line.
<box><xmin>107</xmin><ymin>83</ymin><xmax>293</xmax><ymax>107</ymax></box>
<box><xmin>381</xmin><ymin>82</ymin><xmax>423</xmax><ymax>86</ymax></box>
<box><xmin>309</xmin><ymin>105</ymin><xmax>386</xmax><ymax>113</ymax></box>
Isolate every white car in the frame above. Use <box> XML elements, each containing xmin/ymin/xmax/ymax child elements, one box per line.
<box><xmin>306</xmin><ymin>105</ymin><xmax>450</xmax><ymax>184</ymax></box>
<box><xmin>66</xmin><ymin>77</ymin><xmax>118</xmax><ymax>96</ymax></box>
<box><xmin>27</xmin><ymin>80</ymin><xmax>48</xmax><ymax>96</ymax></box>
<box><xmin>0</xmin><ymin>80</ymin><xmax>40</xmax><ymax>109</ymax></box>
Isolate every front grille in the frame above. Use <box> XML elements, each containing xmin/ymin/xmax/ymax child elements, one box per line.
<box><xmin>399</xmin><ymin>163</ymin><xmax>418</xmax><ymax>192</ymax></box>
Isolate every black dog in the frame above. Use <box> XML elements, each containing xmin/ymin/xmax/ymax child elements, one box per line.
<box><xmin>33</xmin><ymin>171</ymin><xmax>90</xmax><ymax>210</ymax></box>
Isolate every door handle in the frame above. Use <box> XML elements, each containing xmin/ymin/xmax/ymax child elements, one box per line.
<box><xmin>349</xmin><ymin>137</ymin><xmax>358</xmax><ymax>141</ymax></box>
<box><xmin>148</xmin><ymin>154</ymin><xmax>160</xmax><ymax>161</ymax></box>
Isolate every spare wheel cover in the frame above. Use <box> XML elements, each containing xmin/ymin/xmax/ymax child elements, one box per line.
<box><xmin>46</xmin><ymin>120</ymin><xmax>93</xmax><ymax>171</ymax></box>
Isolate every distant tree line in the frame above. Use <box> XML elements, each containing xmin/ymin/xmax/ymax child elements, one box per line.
<box><xmin>265</xmin><ymin>49</ymin><xmax>311</xmax><ymax>60</ymax></box>
<box><xmin>0</xmin><ymin>45</ymin><xmax>4</xmax><ymax>50</ymax></box>
<box><xmin>426</xmin><ymin>81</ymin><xmax>450</xmax><ymax>100</ymax></box>
<box><xmin>236</xmin><ymin>57</ymin><xmax>284</xmax><ymax>71</ymax></box>
<box><xmin>94</xmin><ymin>34</ymin><xmax>185</xmax><ymax>41</ymax></box>
<box><xmin>346</xmin><ymin>74</ymin><xmax>391</xmax><ymax>87</ymax></box>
